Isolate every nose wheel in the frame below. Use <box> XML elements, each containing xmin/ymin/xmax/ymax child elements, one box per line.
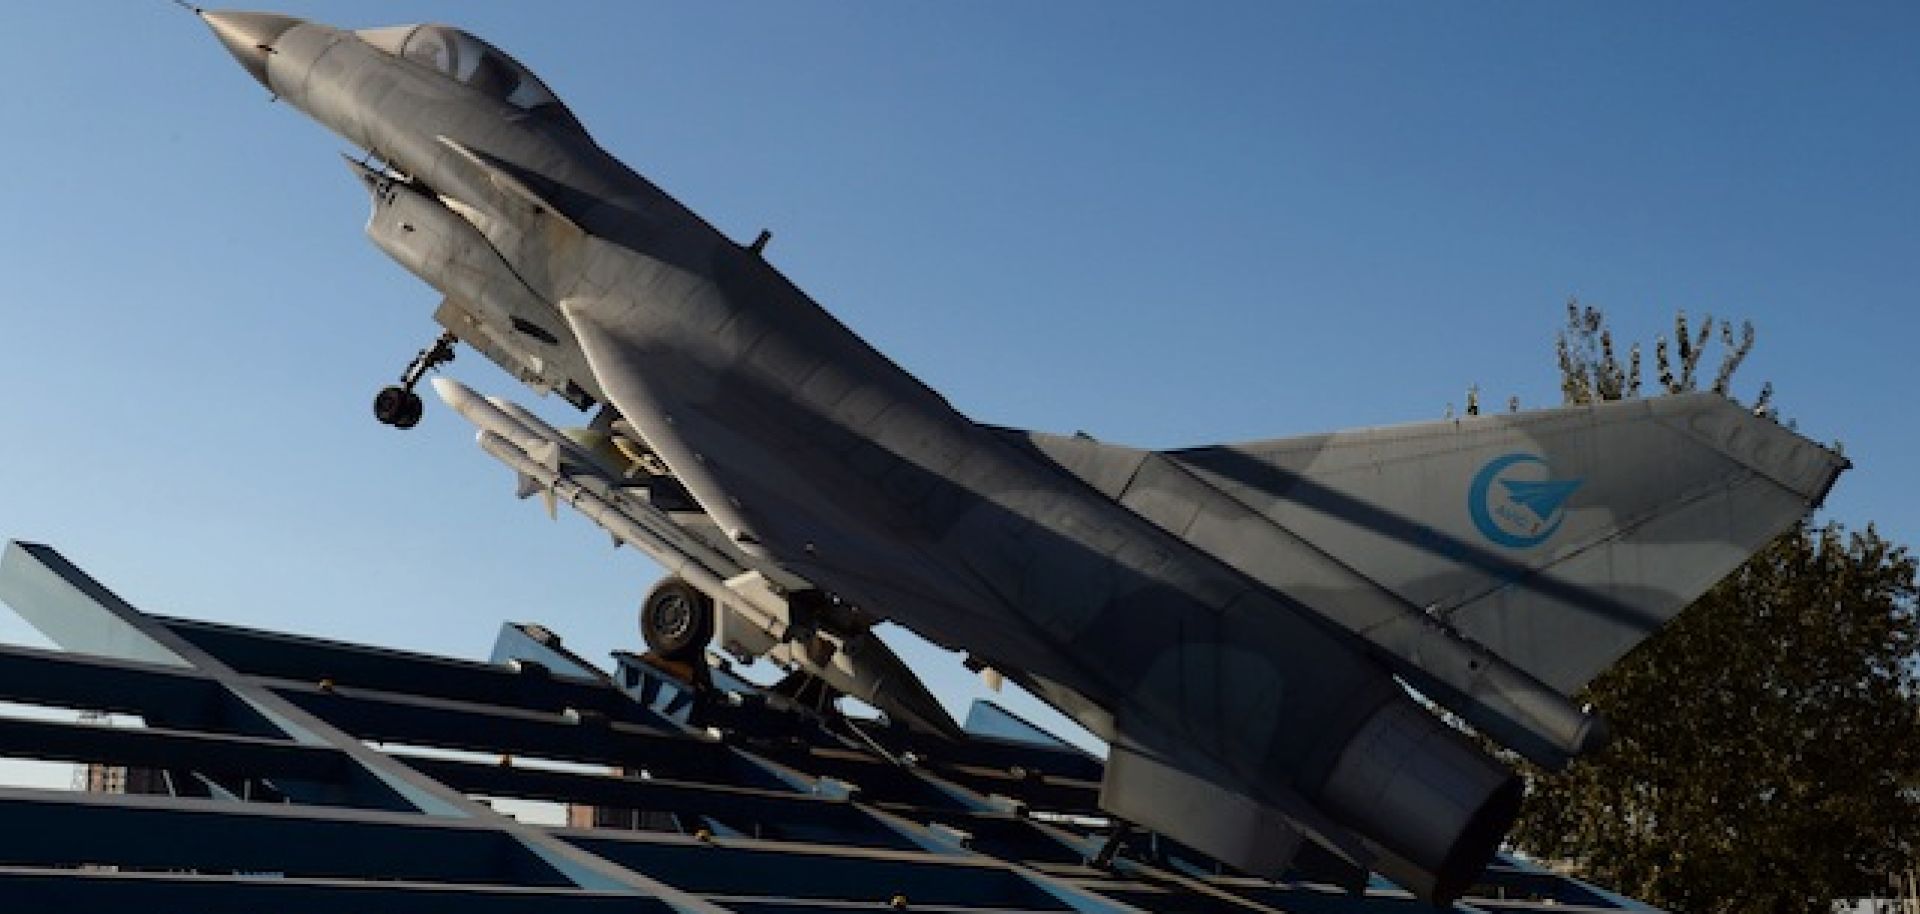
<box><xmin>374</xmin><ymin>331</ymin><xmax>457</xmax><ymax>429</ymax></box>
<box><xmin>373</xmin><ymin>386</ymin><xmax>425</xmax><ymax>429</ymax></box>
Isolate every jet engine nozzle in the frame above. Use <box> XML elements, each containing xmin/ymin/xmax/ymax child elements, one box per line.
<box><xmin>200</xmin><ymin>10</ymin><xmax>303</xmax><ymax>88</ymax></box>
<box><xmin>1318</xmin><ymin>698</ymin><xmax>1523</xmax><ymax>906</ymax></box>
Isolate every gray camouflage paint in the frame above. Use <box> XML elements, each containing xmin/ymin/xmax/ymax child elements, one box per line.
<box><xmin>200</xmin><ymin>11</ymin><xmax>1846</xmax><ymax>905</ymax></box>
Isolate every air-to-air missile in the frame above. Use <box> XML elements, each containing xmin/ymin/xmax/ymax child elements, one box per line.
<box><xmin>197</xmin><ymin>10</ymin><xmax>1847</xmax><ymax>903</ymax></box>
<box><xmin>432</xmin><ymin>376</ymin><xmax>961</xmax><ymax>739</ymax></box>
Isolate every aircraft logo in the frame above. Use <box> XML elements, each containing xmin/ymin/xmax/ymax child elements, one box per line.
<box><xmin>1469</xmin><ymin>453</ymin><xmax>1582</xmax><ymax>549</ymax></box>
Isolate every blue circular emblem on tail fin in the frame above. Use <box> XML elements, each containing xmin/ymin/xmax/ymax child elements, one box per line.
<box><xmin>1469</xmin><ymin>453</ymin><xmax>1582</xmax><ymax>549</ymax></box>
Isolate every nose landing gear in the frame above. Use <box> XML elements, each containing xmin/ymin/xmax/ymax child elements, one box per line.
<box><xmin>374</xmin><ymin>331</ymin><xmax>458</xmax><ymax>429</ymax></box>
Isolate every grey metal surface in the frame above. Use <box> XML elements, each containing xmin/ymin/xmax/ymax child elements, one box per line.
<box><xmin>0</xmin><ymin>540</ymin><xmax>1656</xmax><ymax>911</ymax></box>
<box><xmin>188</xmin><ymin>8</ymin><xmax>1834</xmax><ymax>903</ymax></box>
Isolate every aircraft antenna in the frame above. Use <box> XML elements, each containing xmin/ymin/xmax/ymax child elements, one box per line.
<box><xmin>170</xmin><ymin>0</ymin><xmax>204</xmax><ymax>15</ymax></box>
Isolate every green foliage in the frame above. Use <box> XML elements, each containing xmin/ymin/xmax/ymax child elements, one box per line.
<box><xmin>1511</xmin><ymin>303</ymin><xmax>1920</xmax><ymax>913</ymax></box>
<box><xmin>1514</xmin><ymin>526</ymin><xmax>1920</xmax><ymax>912</ymax></box>
<box><xmin>1556</xmin><ymin>300</ymin><xmax>1641</xmax><ymax>404</ymax></box>
<box><xmin>1555</xmin><ymin>298</ymin><xmax>1773</xmax><ymax>415</ymax></box>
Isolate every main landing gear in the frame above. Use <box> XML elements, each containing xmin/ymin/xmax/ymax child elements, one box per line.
<box><xmin>374</xmin><ymin>331</ymin><xmax>457</xmax><ymax>429</ymax></box>
<box><xmin>641</xmin><ymin>578</ymin><xmax>716</xmax><ymax>661</ymax></box>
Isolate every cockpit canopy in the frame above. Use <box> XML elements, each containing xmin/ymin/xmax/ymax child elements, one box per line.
<box><xmin>357</xmin><ymin>24</ymin><xmax>582</xmax><ymax>131</ymax></box>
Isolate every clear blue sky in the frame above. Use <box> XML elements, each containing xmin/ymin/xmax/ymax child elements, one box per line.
<box><xmin>0</xmin><ymin>3</ymin><xmax>1913</xmax><ymax>751</ymax></box>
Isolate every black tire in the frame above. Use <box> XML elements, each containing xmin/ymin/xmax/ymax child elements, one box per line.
<box><xmin>373</xmin><ymin>386</ymin><xmax>423</xmax><ymax>428</ymax></box>
<box><xmin>641</xmin><ymin>578</ymin><xmax>715</xmax><ymax>660</ymax></box>
<box><xmin>394</xmin><ymin>391</ymin><xmax>424</xmax><ymax>429</ymax></box>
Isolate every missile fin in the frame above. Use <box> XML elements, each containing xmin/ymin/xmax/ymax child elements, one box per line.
<box><xmin>513</xmin><ymin>473</ymin><xmax>542</xmax><ymax>501</ymax></box>
<box><xmin>528</xmin><ymin>440</ymin><xmax>562</xmax><ymax>471</ymax></box>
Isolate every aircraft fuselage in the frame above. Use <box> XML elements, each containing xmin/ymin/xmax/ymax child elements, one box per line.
<box><xmin>201</xmin><ymin>12</ymin><xmax>1582</xmax><ymax>902</ymax></box>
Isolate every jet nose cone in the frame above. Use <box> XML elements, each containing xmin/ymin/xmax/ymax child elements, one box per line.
<box><xmin>200</xmin><ymin>10</ymin><xmax>303</xmax><ymax>89</ymax></box>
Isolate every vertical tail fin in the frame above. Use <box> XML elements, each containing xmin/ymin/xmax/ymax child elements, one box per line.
<box><xmin>1166</xmin><ymin>393</ymin><xmax>1844</xmax><ymax>695</ymax></box>
<box><xmin>1011</xmin><ymin>393</ymin><xmax>1845</xmax><ymax>759</ymax></box>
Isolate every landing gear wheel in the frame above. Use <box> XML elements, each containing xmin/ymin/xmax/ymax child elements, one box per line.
<box><xmin>373</xmin><ymin>386</ymin><xmax>424</xmax><ymax>429</ymax></box>
<box><xmin>641</xmin><ymin>578</ymin><xmax>715</xmax><ymax>661</ymax></box>
<box><xmin>373</xmin><ymin>330</ymin><xmax>457</xmax><ymax>430</ymax></box>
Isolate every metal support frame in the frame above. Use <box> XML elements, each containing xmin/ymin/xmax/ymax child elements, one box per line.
<box><xmin>0</xmin><ymin>540</ymin><xmax>1653</xmax><ymax>912</ymax></box>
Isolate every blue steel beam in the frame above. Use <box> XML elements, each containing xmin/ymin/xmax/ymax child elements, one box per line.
<box><xmin>0</xmin><ymin>642</ymin><xmax>279</xmax><ymax>737</ymax></box>
<box><xmin>740</xmin><ymin>742</ymin><xmax>1018</xmax><ymax>812</ymax></box>
<box><xmin>1472</xmin><ymin>902</ymin><xmax>1649</xmax><ymax>913</ymax></box>
<box><xmin>483</xmin><ymin>638</ymin><xmax>1148</xmax><ymax>912</ymax></box>
<box><xmin>271</xmin><ymin>680</ymin><xmax>776</xmax><ymax>785</ymax></box>
<box><xmin>746</xmin><ymin>738</ymin><xmax>1100</xmax><ymax>816</ymax></box>
<box><xmin>603</xmin><ymin>650</ymin><xmax>1106</xmax><ymax>839</ymax></box>
<box><xmin>0</xmin><ymin>542</ymin><xmax>732</xmax><ymax>911</ymax></box>
<box><xmin>404</xmin><ymin>756</ymin><xmax>926</xmax><ymax>851</ymax></box>
<box><xmin>492</xmin><ymin>621</ymin><xmax>624</xmax><ymax>681</ymax></box>
<box><xmin>164</xmin><ymin>616</ymin><xmax>676</xmax><ymax>729</ymax></box>
<box><xmin>918</xmin><ymin>764</ymin><xmax>1101</xmax><ymax>815</ymax></box>
<box><xmin>613</xmin><ymin>661</ymin><xmax>1139</xmax><ymax>896</ymax></box>
<box><xmin>0</xmin><ymin>870</ymin><xmax>676</xmax><ymax>914</ymax></box>
<box><xmin>964</xmin><ymin>700</ymin><xmax>1083</xmax><ymax>750</ymax></box>
<box><xmin>607</xmin><ymin>651</ymin><xmax>831</xmax><ymax>740</ymax></box>
<box><xmin>566</xmin><ymin>832</ymin><xmax>1086</xmax><ymax>911</ymax></box>
<box><xmin>406</xmin><ymin>756</ymin><xmax>843</xmax><ymax>819</ymax></box>
<box><xmin>0</xmin><ymin>788</ymin><xmax>569</xmax><ymax>885</ymax></box>
<box><xmin>0</xmin><ymin>540</ymin><xmax>1647</xmax><ymax>912</ymax></box>
<box><xmin>0</xmin><ymin>787</ymin><xmax>1130</xmax><ymax>912</ymax></box>
<box><xmin>0</xmin><ymin>544</ymin><xmax>452</xmax><ymax>814</ymax></box>
<box><xmin>268</xmin><ymin>636</ymin><xmax>1103</xmax><ymax>869</ymax></box>
<box><xmin>922</xmin><ymin>739</ymin><xmax>1104</xmax><ymax>787</ymax></box>
<box><xmin>887</xmin><ymin>725</ymin><xmax>1104</xmax><ymax>784</ymax></box>
<box><xmin>0</xmin><ymin>715</ymin><xmax>346</xmax><ymax>782</ymax></box>
<box><xmin>906</xmin><ymin>811</ymin><xmax>1100</xmax><ymax>868</ymax></box>
<box><xmin>1468</xmin><ymin>862</ymin><xmax>1630</xmax><ymax>909</ymax></box>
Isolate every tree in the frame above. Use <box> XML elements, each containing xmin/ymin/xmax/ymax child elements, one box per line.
<box><xmin>1553</xmin><ymin>299</ymin><xmax>1773</xmax><ymax>415</ymax></box>
<box><xmin>1507</xmin><ymin>302</ymin><xmax>1920</xmax><ymax>913</ymax></box>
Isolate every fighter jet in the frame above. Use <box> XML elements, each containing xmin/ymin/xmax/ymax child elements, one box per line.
<box><xmin>197</xmin><ymin>10</ymin><xmax>1846</xmax><ymax>904</ymax></box>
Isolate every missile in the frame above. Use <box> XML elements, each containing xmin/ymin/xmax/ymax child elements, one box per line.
<box><xmin>431</xmin><ymin>377</ymin><xmax>961</xmax><ymax>738</ymax></box>
<box><xmin>488</xmin><ymin>396</ymin><xmax>639</xmax><ymax>482</ymax></box>
<box><xmin>434</xmin><ymin>376</ymin><xmax>761</xmax><ymax>597</ymax></box>
<box><xmin>432</xmin><ymin>377</ymin><xmax>563</xmax><ymax>471</ymax></box>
